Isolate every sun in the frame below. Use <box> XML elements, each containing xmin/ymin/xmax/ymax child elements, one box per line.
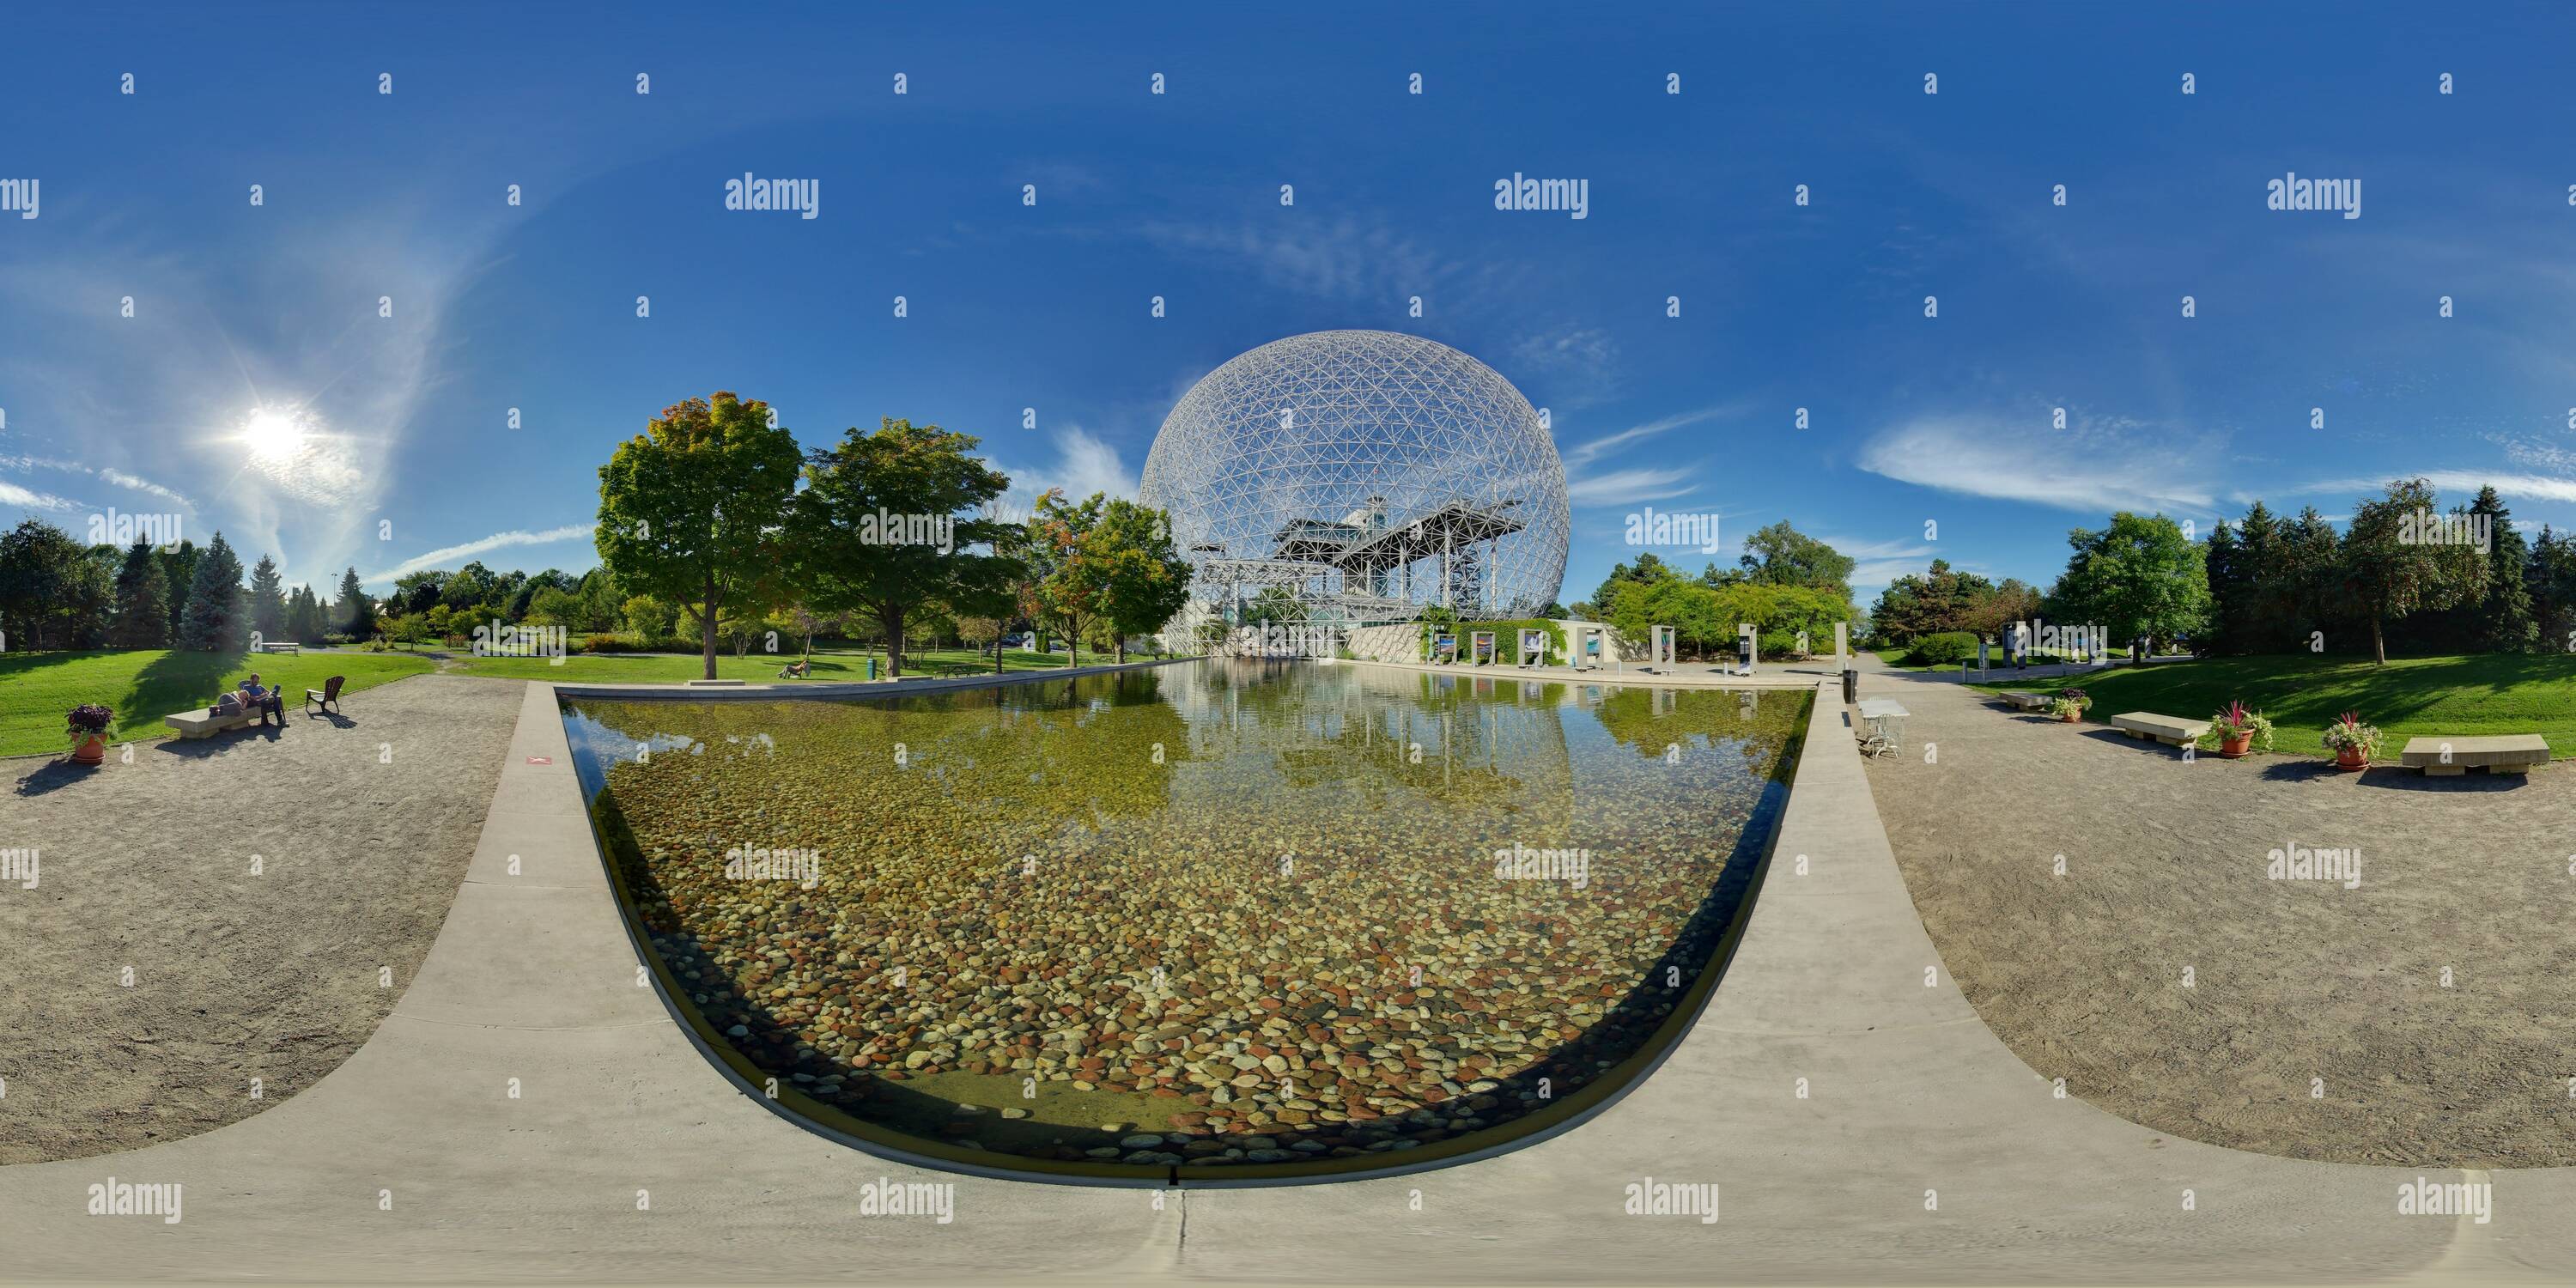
<box><xmin>240</xmin><ymin>409</ymin><xmax>309</xmax><ymax>465</ymax></box>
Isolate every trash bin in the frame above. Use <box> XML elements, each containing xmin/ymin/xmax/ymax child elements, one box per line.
<box><xmin>1841</xmin><ymin>667</ymin><xmax>1858</xmax><ymax>705</ymax></box>
<box><xmin>864</xmin><ymin>657</ymin><xmax>878</xmax><ymax>681</ymax></box>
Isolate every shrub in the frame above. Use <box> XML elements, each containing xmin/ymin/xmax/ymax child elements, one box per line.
<box><xmin>1905</xmin><ymin>631</ymin><xmax>1980</xmax><ymax>667</ymax></box>
<box><xmin>2210</xmin><ymin>700</ymin><xmax>2275</xmax><ymax>752</ymax></box>
<box><xmin>581</xmin><ymin>633</ymin><xmax>626</xmax><ymax>653</ymax></box>
<box><xmin>1757</xmin><ymin>629</ymin><xmax>1801</xmax><ymax>659</ymax></box>
<box><xmin>2323</xmin><ymin>711</ymin><xmax>2385</xmax><ymax>761</ymax></box>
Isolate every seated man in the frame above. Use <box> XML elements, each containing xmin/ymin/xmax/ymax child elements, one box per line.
<box><xmin>778</xmin><ymin>658</ymin><xmax>811</xmax><ymax>678</ymax></box>
<box><xmin>237</xmin><ymin>673</ymin><xmax>288</xmax><ymax>726</ymax></box>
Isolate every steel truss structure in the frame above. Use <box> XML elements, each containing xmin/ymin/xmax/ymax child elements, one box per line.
<box><xmin>1139</xmin><ymin>331</ymin><xmax>1572</xmax><ymax>653</ymax></box>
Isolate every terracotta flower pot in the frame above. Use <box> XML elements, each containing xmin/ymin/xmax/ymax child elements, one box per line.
<box><xmin>2057</xmin><ymin>712</ymin><xmax>2079</xmax><ymax>723</ymax></box>
<box><xmin>2335</xmin><ymin>746</ymin><xmax>2367</xmax><ymax>771</ymax></box>
<box><xmin>71</xmin><ymin>733</ymin><xmax>107</xmax><ymax>766</ymax></box>
<box><xmin>2218</xmin><ymin>733</ymin><xmax>2253</xmax><ymax>759</ymax></box>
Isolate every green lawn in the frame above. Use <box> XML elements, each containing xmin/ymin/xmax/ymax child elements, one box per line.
<box><xmin>1970</xmin><ymin>653</ymin><xmax>2576</xmax><ymax>759</ymax></box>
<box><xmin>441</xmin><ymin>645</ymin><xmax>1140</xmax><ymax>682</ymax></box>
<box><xmin>1</xmin><ymin>648</ymin><xmax>435</xmax><ymax>757</ymax></box>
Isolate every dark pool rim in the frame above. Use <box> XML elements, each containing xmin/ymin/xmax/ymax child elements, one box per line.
<box><xmin>566</xmin><ymin>662</ymin><xmax>1814</xmax><ymax>1188</ymax></box>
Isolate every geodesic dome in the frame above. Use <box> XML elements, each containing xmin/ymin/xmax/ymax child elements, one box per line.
<box><xmin>1139</xmin><ymin>331</ymin><xmax>1571</xmax><ymax>635</ymax></box>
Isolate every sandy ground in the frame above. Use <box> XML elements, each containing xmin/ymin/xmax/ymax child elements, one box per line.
<box><xmin>1858</xmin><ymin>659</ymin><xmax>2576</xmax><ymax>1168</ymax></box>
<box><xmin>0</xmin><ymin>674</ymin><xmax>522</xmax><ymax>1163</ymax></box>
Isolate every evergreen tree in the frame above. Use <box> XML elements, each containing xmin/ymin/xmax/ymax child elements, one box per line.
<box><xmin>2233</xmin><ymin>502</ymin><xmax>2290</xmax><ymax>653</ymax></box>
<box><xmin>2529</xmin><ymin>526</ymin><xmax>2576</xmax><ymax>655</ymax></box>
<box><xmin>2470</xmin><ymin>486</ymin><xmax>2537</xmax><ymax>652</ymax></box>
<box><xmin>285</xmin><ymin>585</ymin><xmax>323</xmax><ymax>644</ymax></box>
<box><xmin>2279</xmin><ymin>507</ymin><xmax>2343</xmax><ymax>651</ymax></box>
<box><xmin>176</xmin><ymin>532</ymin><xmax>246</xmax><ymax>651</ymax></box>
<box><xmin>335</xmin><ymin>567</ymin><xmax>377</xmax><ymax>637</ymax></box>
<box><xmin>247</xmin><ymin>554</ymin><xmax>289</xmax><ymax>644</ymax></box>
<box><xmin>2201</xmin><ymin>519</ymin><xmax>2244</xmax><ymax>654</ymax></box>
<box><xmin>159</xmin><ymin>538</ymin><xmax>200</xmax><ymax>640</ymax></box>
<box><xmin>112</xmin><ymin>539</ymin><xmax>172</xmax><ymax>647</ymax></box>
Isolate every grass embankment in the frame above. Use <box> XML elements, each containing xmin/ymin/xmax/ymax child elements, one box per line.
<box><xmin>0</xmin><ymin>649</ymin><xmax>434</xmax><ymax>757</ymax></box>
<box><xmin>1970</xmin><ymin>653</ymin><xmax>2576</xmax><ymax>759</ymax></box>
<box><xmin>442</xmin><ymin>646</ymin><xmax>1144</xmax><ymax>682</ymax></box>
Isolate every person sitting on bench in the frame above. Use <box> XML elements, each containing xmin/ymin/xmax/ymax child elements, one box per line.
<box><xmin>777</xmin><ymin>658</ymin><xmax>811</xmax><ymax>679</ymax></box>
<box><xmin>238</xmin><ymin>674</ymin><xmax>287</xmax><ymax>727</ymax></box>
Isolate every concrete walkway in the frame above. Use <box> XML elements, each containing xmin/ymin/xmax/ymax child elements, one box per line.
<box><xmin>0</xmin><ymin>673</ymin><xmax>2560</xmax><ymax>1281</ymax></box>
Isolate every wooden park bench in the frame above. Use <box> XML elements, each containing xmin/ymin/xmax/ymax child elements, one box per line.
<box><xmin>2399</xmin><ymin>734</ymin><xmax>2548</xmax><ymax>776</ymax></box>
<box><xmin>256</xmin><ymin>641</ymin><xmax>301</xmax><ymax>654</ymax></box>
<box><xmin>2110</xmin><ymin>711</ymin><xmax>2210</xmax><ymax>748</ymax></box>
<box><xmin>1995</xmin><ymin>690</ymin><xmax>2051</xmax><ymax>712</ymax></box>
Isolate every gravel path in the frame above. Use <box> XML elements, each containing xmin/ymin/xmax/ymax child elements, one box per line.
<box><xmin>0</xmin><ymin>674</ymin><xmax>524</xmax><ymax>1163</ymax></box>
<box><xmin>1858</xmin><ymin>658</ymin><xmax>2576</xmax><ymax>1167</ymax></box>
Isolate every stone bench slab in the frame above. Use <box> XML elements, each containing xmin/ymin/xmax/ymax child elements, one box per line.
<box><xmin>2110</xmin><ymin>712</ymin><xmax>2210</xmax><ymax>747</ymax></box>
<box><xmin>1995</xmin><ymin>690</ymin><xmax>2051</xmax><ymax>711</ymax></box>
<box><xmin>2399</xmin><ymin>734</ymin><xmax>2548</xmax><ymax>775</ymax></box>
<box><xmin>164</xmin><ymin>708</ymin><xmax>259</xmax><ymax>738</ymax></box>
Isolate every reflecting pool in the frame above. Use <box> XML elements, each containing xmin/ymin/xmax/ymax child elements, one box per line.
<box><xmin>565</xmin><ymin>660</ymin><xmax>1807</xmax><ymax>1171</ymax></box>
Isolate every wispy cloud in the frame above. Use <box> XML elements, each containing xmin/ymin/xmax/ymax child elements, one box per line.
<box><xmin>995</xmin><ymin>426</ymin><xmax>1138</xmax><ymax>521</ymax></box>
<box><xmin>1557</xmin><ymin>404</ymin><xmax>1744</xmax><ymax>507</ymax></box>
<box><xmin>1511</xmin><ymin>326</ymin><xmax>1618</xmax><ymax>379</ymax></box>
<box><xmin>1561</xmin><ymin>405</ymin><xmax>1734</xmax><ymax>472</ymax></box>
<box><xmin>1139</xmin><ymin>216</ymin><xmax>1453</xmax><ymax>301</ymax></box>
<box><xmin>1810</xmin><ymin>532</ymin><xmax>1966</xmax><ymax>592</ymax></box>
<box><xmin>0</xmin><ymin>479</ymin><xmax>80</xmax><ymax>511</ymax></box>
<box><xmin>365</xmin><ymin>523</ymin><xmax>595</xmax><ymax>583</ymax></box>
<box><xmin>1857</xmin><ymin>415</ymin><xmax>2219</xmax><ymax>515</ymax></box>
<box><xmin>2289</xmin><ymin>471</ymin><xmax>2576</xmax><ymax>506</ymax></box>
<box><xmin>1566</xmin><ymin>466</ymin><xmax>1697</xmax><ymax>507</ymax></box>
<box><xmin>98</xmin><ymin>467</ymin><xmax>195</xmax><ymax>510</ymax></box>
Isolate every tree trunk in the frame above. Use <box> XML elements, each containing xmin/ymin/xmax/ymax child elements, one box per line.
<box><xmin>1116</xmin><ymin>634</ymin><xmax>1127</xmax><ymax>664</ymax></box>
<box><xmin>700</xmin><ymin>568</ymin><xmax>718</xmax><ymax>681</ymax></box>
<box><xmin>1068</xmin><ymin>619</ymin><xmax>1080</xmax><ymax>669</ymax></box>
<box><xmin>2372</xmin><ymin>615</ymin><xmax>2385</xmax><ymax>665</ymax></box>
<box><xmin>880</xmin><ymin>604</ymin><xmax>906</xmax><ymax>678</ymax></box>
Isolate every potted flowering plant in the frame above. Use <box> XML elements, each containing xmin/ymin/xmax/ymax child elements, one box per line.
<box><xmin>2208</xmin><ymin>700</ymin><xmax>2274</xmax><ymax>758</ymax></box>
<box><xmin>67</xmin><ymin>703</ymin><xmax>113</xmax><ymax>766</ymax></box>
<box><xmin>2049</xmin><ymin>688</ymin><xmax>2090</xmax><ymax>722</ymax></box>
<box><xmin>2322</xmin><ymin>711</ymin><xmax>2384</xmax><ymax>770</ymax></box>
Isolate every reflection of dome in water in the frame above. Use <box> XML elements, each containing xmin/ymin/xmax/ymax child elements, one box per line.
<box><xmin>1139</xmin><ymin>331</ymin><xmax>1571</xmax><ymax>629</ymax></box>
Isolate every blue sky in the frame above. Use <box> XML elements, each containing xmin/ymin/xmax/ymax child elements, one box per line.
<box><xmin>5</xmin><ymin>3</ymin><xmax>2575</xmax><ymax>607</ymax></box>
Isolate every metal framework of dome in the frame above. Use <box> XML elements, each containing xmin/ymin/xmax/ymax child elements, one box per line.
<box><xmin>1139</xmin><ymin>331</ymin><xmax>1571</xmax><ymax>648</ymax></box>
